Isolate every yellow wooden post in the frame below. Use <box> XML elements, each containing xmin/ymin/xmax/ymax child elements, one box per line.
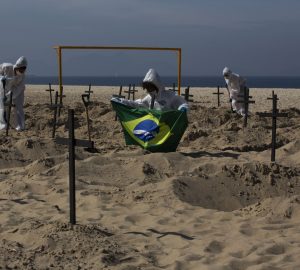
<box><xmin>178</xmin><ymin>48</ymin><xmax>181</xmax><ymax>95</ymax></box>
<box><xmin>57</xmin><ymin>46</ymin><xmax>63</xmax><ymax>97</ymax></box>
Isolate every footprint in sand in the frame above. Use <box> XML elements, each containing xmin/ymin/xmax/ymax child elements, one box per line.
<box><xmin>204</xmin><ymin>240</ymin><xmax>224</xmax><ymax>254</ymax></box>
<box><xmin>264</xmin><ymin>243</ymin><xmax>286</xmax><ymax>255</ymax></box>
<box><xmin>239</xmin><ymin>223</ymin><xmax>254</xmax><ymax>236</ymax></box>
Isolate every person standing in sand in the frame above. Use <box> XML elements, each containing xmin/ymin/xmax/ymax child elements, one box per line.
<box><xmin>0</xmin><ymin>56</ymin><xmax>28</xmax><ymax>131</ymax></box>
<box><xmin>111</xmin><ymin>68</ymin><xmax>189</xmax><ymax>112</ymax></box>
<box><xmin>223</xmin><ymin>67</ymin><xmax>247</xmax><ymax>116</ymax></box>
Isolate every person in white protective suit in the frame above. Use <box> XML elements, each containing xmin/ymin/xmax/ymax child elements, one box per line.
<box><xmin>223</xmin><ymin>67</ymin><xmax>247</xmax><ymax>116</ymax></box>
<box><xmin>111</xmin><ymin>68</ymin><xmax>189</xmax><ymax>112</ymax></box>
<box><xmin>0</xmin><ymin>56</ymin><xmax>28</xmax><ymax>131</ymax></box>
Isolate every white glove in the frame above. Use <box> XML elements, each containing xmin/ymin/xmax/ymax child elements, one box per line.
<box><xmin>178</xmin><ymin>104</ymin><xmax>188</xmax><ymax>112</ymax></box>
<box><xmin>111</xmin><ymin>97</ymin><xmax>123</xmax><ymax>103</ymax></box>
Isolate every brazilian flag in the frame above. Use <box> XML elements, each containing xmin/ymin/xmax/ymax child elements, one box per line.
<box><xmin>111</xmin><ymin>101</ymin><xmax>188</xmax><ymax>152</ymax></box>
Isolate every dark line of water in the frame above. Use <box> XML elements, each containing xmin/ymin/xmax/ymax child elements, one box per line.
<box><xmin>26</xmin><ymin>76</ymin><xmax>300</xmax><ymax>88</ymax></box>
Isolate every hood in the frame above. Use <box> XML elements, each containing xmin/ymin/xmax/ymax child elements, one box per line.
<box><xmin>142</xmin><ymin>68</ymin><xmax>165</xmax><ymax>92</ymax></box>
<box><xmin>1</xmin><ymin>63</ymin><xmax>14</xmax><ymax>77</ymax></box>
<box><xmin>222</xmin><ymin>67</ymin><xmax>232</xmax><ymax>76</ymax></box>
<box><xmin>14</xmin><ymin>56</ymin><xmax>28</xmax><ymax>69</ymax></box>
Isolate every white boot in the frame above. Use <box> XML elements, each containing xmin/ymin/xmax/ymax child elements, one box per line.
<box><xmin>15</xmin><ymin>125</ymin><xmax>24</xmax><ymax>131</ymax></box>
<box><xmin>0</xmin><ymin>123</ymin><xmax>6</xmax><ymax>130</ymax></box>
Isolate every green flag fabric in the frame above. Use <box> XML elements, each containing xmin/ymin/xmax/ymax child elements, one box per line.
<box><xmin>111</xmin><ymin>101</ymin><xmax>188</xmax><ymax>152</ymax></box>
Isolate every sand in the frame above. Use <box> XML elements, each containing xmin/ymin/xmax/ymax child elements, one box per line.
<box><xmin>0</xmin><ymin>84</ymin><xmax>300</xmax><ymax>269</ymax></box>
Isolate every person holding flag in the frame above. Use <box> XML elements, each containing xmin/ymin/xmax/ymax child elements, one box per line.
<box><xmin>112</xmin><ymin>68</ymin><xmax>189</xmax><ymax>111</ymax></box>
<box><xmin>111</xmin><ymin>68</ymin><xmax>189</xmax><ymax>152</ymax></box>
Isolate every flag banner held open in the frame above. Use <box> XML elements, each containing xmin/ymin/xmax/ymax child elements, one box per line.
<box><xmin>111</xmin><ymin>101</ymin><xmax>188</xmax><ymax>152</ymax></box>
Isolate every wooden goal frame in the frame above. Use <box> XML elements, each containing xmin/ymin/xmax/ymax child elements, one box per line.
<box><xmin>53</xmin><ymin>45</ymin><xmax>182</xmax><ymax>96</ymax></box>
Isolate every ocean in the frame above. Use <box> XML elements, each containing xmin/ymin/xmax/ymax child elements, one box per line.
<box><xmin>26</xmin><ymin>76</ymin><xmax>300</xmax><ymax>89</ymax></box>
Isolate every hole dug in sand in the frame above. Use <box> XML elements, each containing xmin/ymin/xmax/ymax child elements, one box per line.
<box><xmin>173</xmin><ymin>162</ymin><xmax>300</xmax><ymax>212</ymax></box>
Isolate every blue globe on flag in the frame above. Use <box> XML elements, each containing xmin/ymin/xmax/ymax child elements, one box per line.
<box><xmin>111</xmin><ymin>100</ymin><xmax>188</xmax><ymax>152</ymax></box>
<box><xmin>133</xmin><ymin>120</ymin><xmax>160</xmax><ymax>142</ymax></box>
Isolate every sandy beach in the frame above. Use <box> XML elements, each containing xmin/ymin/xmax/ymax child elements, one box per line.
<box><xmin>1</xmin><ymin>84</ymin><xmax>300</xmax><ymax>269</ymax></box>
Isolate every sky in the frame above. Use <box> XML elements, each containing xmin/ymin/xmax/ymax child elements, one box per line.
<box><xmin>1</xmin><ymin>0</ymin><xmax>300</xmax><ymax>76</ymax></box>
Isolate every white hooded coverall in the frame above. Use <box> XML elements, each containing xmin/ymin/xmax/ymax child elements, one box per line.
<box><xmin>0</xmin><ymin>56</ymin><xmax>27</xmax><ymax>130</ymax></box>
<box><xmin>223</xmin><ymin>67</ymin><xmax>246</xmax><ymax>116</ymax></box>
<box><xmin>112</xmin><ymin>68</ymin><xmax>189</xmax><ymax>111</ymax></box>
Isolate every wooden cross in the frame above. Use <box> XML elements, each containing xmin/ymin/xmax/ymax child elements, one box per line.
<box><xmin>112</xmin><ymin>86</ymin><xmax>125</xmax><ymax>121</ymax></box>
<box><xmin>181</xmin><ymin>86</ymin><xmax>193</xmax><ymax>102</ymax></box>
<box><xmin>213</xmin><ymin>86</ymin><xmax>224</xmax><ymax>107</ymax></box>
<box><xmin>131</xmin><ymin>84</ymin><xmax>138</xmax><ymax>100</ymax></box>
<box><xmin>124</xmin><ymin>84</ymin><xmax>138</xmax><ymax>100</ymax></box>
<box><xmin>58</xmin><ymin>86</ymin><xmax>66</xmax><ymax>117</ymax></box>
<box><xmin>84</xmin><ymin>83</ymin><xmax>93</xmax><ymax>101</ymax></box>
<box><xmin>55</xmin><ymin>109</ymin><xmax>94</xmax><ymax>225</ymax></box>
<box><xmin>256</xmin><ymin>91</ymin><xmax>288</xmax><ymax>162</ymax></box>
<box><xmin>170</xmin><ymin>82</ymin><xmax>177</xmax><ymax>92</ymax></box>
<box><xmin>51</xmin><ymin>91</ymin><xmax>62</xmax><ymax>138</ymax></box>
<box><xmin>237</xmin><ymin>87</ymin><xmax>255</xmax><ymax>127</ymax></box>
<box><xmin>124</xmin><ymin>84</ymin><xmax>132</xmax><ymax>100</ymax></box>
<box><xmin>45</xmin><ymin>83</ymin><xmax>55</xmax><ymax>105</ymax></box>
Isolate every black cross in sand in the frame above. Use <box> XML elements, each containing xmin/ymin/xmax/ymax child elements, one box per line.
<box><xmin>51</xmin><ymin>91</ymin><xmax>63</xmax><ymax>138</ymax></box>
<box><xmin>58</xmin><ymin>86</ymin><xmax>66</xmax><ymax>117</ymax></box>
<box><xmin>84</xmin><ymin>83</ymin><xmax>93</xmax><ymax>101</ymax></box>
<box><xmin>213</xmin><ymin>86</ymin><xmax>224</xmax><ymax>107</ymax></box>
<box><xmin>131</xmin><ymin>84</ymin><xmax>138</xmax><ymax>100</ymax></box>
<box><xmin>112</xmin><ymin>86</ymin><xmax>126</xmax><ymax>121</ymax></box>
<box><xmin>55</xmin><ymin>109</ymin><xmax>94</xmax><ymax>225</ymax></box>
<box><xmin>169</xmin><ymin>83</ymin><xmax>177</xmax><ymax>93</ymax></box>
<box><xmin>181</xmin><ymin>86</ymin><xmax>193</xmax><ymax>102</ymax></box>
<box><xmin>124</xmin><ymin>84</ymin><xmax>138</xmax><ymax>100</ymax></box>
<box><xmin>257</xmin><ymin>91</ymin><xmax>288</xmax><ymax>162</ymax></box>
<box><xmin>45</xmin><ymin>83</ymin><xmax>55</xmax><ymax>105</ymax></box>
<box><xmin>237</xmin><ymin>87</ymin><xmax>255</xmax><ymax>127</ymax></box>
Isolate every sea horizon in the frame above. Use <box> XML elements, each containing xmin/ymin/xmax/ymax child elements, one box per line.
<box><xmin>26</xmin><ymin>75</ymin><xmax>300</xmax><ymax>88</ymax></box>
